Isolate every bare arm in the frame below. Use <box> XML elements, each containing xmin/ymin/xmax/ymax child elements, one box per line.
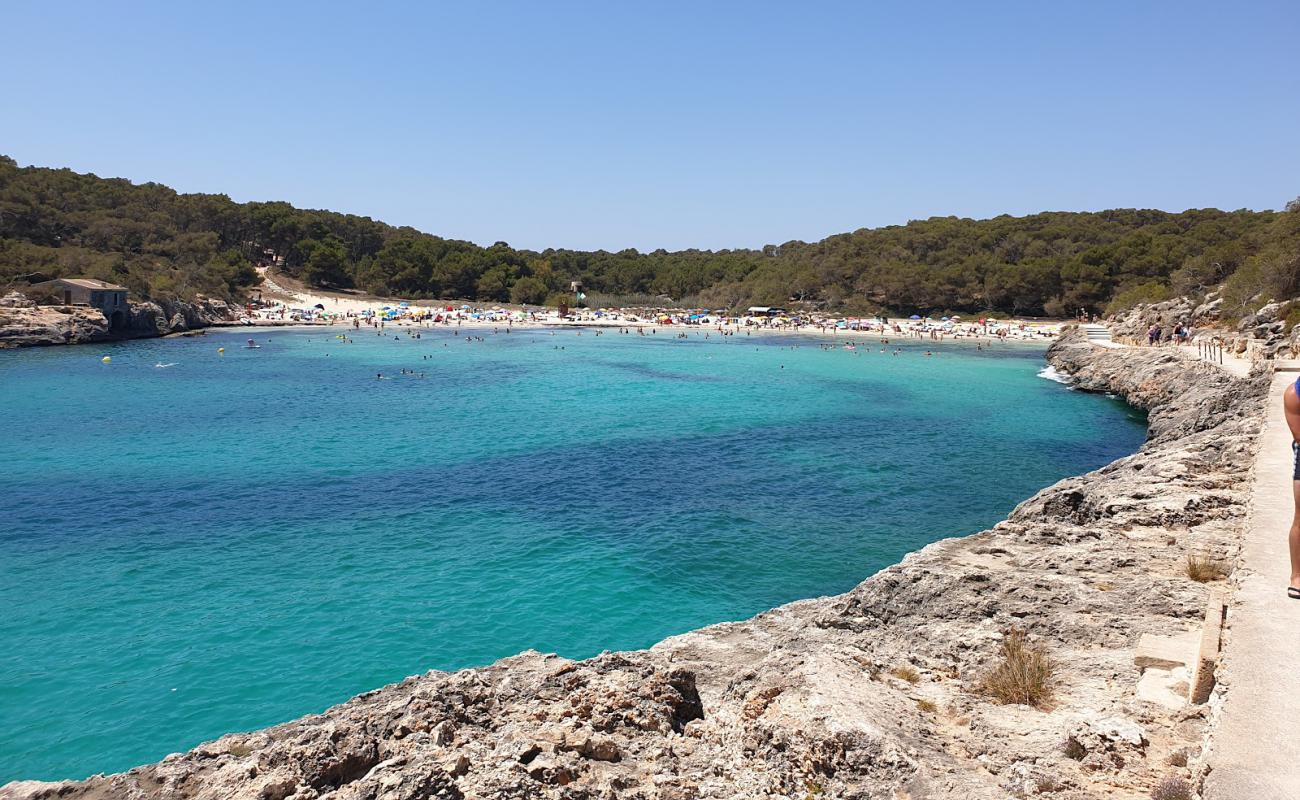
<box><xmin>1285</xmin><ymin>383</ymin><xmax>1300</xmax><ymax>444</ymax></box>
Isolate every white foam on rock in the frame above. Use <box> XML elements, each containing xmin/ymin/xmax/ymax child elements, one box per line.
<box><xmin>1037</xmin><ymin>365</ymin><xmax>1073</xmax><ymax>385</ymax></box>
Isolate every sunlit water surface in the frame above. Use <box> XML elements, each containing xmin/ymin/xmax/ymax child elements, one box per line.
<box><xmin>0</xmin><ymin>326</ymin><xmax>1145</xmax><ymax>780</ymax></box>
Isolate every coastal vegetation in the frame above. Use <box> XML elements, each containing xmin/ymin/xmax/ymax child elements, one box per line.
<box><xmin>891</xmin><ymin>665</ymin><xmax>921</xmax><ymax>684</ymax></box>
<box><xmin>2</xmin><ymin>156</ymin><xmax>1296</xmax><ymax>317</ymax></box>
<box><xmin>979</xmin><ymin>629</ymin><xmax>1054</xmax><ymax>708</ymax></box>
<box><xmin>1183</xmin><ymin>553</ymin><xmax>1229</xmax><ymax>583</ymax></box>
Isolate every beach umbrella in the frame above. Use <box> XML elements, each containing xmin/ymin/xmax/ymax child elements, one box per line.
<box><xmin>909</xmin><ymin>314</ymin><xmax>921</xmax><ymax>320</ymax></box>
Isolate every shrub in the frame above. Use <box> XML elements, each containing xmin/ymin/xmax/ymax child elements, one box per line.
<box><xmin>1105</xmin><ymin>281</ymin><xmax>1175</xmax><ymax>316</ymax></box>
<box><xmin>1151</xmin><ymin>776</ymin><xmax>1192</xmax><ymax>800</ymax></box>
<box><xmin>544</xmin><ymin>292</ymin><xmax>573</xmax><ymax>309</ymax></box>
<box><xmin>1282</xmin><ymin>301</ymin><xmax>1300</xmax><ymax>332</ymax></box>
<box><xmin>892</xmin><ymin>665</ymin><xmax>921</xmax><ymax>684</ymax></box>
<box><xmin>915</xmin><ymin>698</ymin><xmax>937</xmax><ymax>713</ymax></box>
<box><xmin>509</xmin><ymin>276</ymin><xmax>549</xmax><ymax>306</ymax></box>
<box><xmin>1185</xmin><ymin>553</ymin><xmax>1228</xmax><ymax>583</ymax></box>
<box><xmin>980</xmin><ymin>629</ymin><xmax>1053</xmax><ymax>708</ymax></box>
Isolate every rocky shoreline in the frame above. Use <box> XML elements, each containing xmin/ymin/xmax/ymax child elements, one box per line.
<box><xmin>0</xmin><ymin>292</ymin><xmax>244</xmax><ymax>349</ymax></box>
<box><xmin>0</xmin><ymin>328</ymin><xmax>1267</xmax><ymax>800</ymax></box>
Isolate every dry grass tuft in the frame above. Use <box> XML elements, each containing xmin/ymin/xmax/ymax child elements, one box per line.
<box><xmin>980</xmin><ymin>628</ymin><xmax>1053</xmax><ymax>708</ymax></box>
<box><xmin>1151</xmin><ymin>776</ymin><xmax>1192</xmax><ymax>800</ymax></box>
<box><xmin>915</xmin><ymin>698</ymin><xmax>937</xmax><ymax>713</ymax></box>
<box><xmin>1184</xmin><ymin>553</ymin><xmax>1228</xmax><ymax>583</ymax></box>
<box><xmin>891</xmin><ymin>665</ymin><xmax>921</xmax><ymax>684</ymax></box>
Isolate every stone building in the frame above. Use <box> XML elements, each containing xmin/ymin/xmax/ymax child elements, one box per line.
<box><xmin>28</xmin><ymin>278</ymin><xmax>130</xmax><ymax>330</ymax></box>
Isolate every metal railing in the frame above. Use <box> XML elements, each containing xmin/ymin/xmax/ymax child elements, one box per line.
<box><xmin>1197</xmin><ymin>339</ymin><xmax>1225</xmax><ymax>365</ymax></box>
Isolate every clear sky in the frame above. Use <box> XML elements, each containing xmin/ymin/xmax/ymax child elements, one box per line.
<box><xmin>4</xmin><ymin>0</ymin><xmax>1297</xmax><ymax>251</ymax></box>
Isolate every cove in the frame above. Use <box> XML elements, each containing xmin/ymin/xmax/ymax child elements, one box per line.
<box><xmin>0</xmin><ymin>327</ymin><xmax>1146</xmax><ymax>781</ymax></box>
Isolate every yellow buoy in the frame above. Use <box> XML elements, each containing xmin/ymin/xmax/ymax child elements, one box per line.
<box><xmin>101</xmin><ymin>356</ymin><xmax>111</xmax><ymax>364</ymax></box>
<box><xmin>217</xmin><ymin>347</ymin><xmax>225</xmax><ymax>354</ymax></box>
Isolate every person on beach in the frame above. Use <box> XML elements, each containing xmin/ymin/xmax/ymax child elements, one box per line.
<box><xmin>1286</xmin><ymin>375</ymin><xmax>1300</xmax><ymax>599</ymax></box>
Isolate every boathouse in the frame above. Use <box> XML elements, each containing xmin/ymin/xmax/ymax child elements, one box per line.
<box><xmin>29</xmin><ymin>278</ymin><xmax>130</xmax><ymax>330</ymax></box>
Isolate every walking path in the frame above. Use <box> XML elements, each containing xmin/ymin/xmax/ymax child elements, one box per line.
<box><xmin>1203</xmin><ymin>363</ymin><xmax>1300</xmax><ymax>799</ymax></box>
<box><xmin>1079</xmin><ymin>322</ymin><xmax>1120</xmax><ymax>347</ymax></box>
<box><xmin>1171</xmin><ymin>342</ymin><xmax>1252</xmax><ymax>378</ymax></box>
<box><xmin>1086</xmin><ymin>324</ymin><xmax>1295</xmax><ymax>794</ymax></box>
<box><xmin>1084</xmin><ymin>322</ymin><xmax>1252</xmax><ymax>378</ymax></box>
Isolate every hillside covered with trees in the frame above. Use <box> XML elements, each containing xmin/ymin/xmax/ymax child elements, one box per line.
<box><xmin>2</xmin><ymin>156</ymin><xmax>1296</xmax><ymax>317</ymax></box>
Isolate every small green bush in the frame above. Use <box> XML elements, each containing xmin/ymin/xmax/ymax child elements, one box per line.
<box><xmin>1105</xmin><ymin>281</ymin><xmax>1175</xmax><ymax>316</ymax></box>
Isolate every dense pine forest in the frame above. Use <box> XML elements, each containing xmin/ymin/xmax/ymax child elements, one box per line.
<box><xmin>2</xmin><ymin>156</ymin><xmax>1296</xmax><ymax>317</ymax></box>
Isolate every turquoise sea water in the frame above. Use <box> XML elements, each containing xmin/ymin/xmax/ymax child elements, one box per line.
<box><xmin>0</xmin><ymin>326</ymin><xmax>1145</xmax><ymax>781</ymax></box>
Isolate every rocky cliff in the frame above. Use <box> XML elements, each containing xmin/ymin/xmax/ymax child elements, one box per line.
<box><xmin>0</xmin><ymin>329</ymin><xmax>1267</xmax><ymax>800</ymax></box>
<box><xmin>0</xmin><ymin>292</ymin><xmax>242</xmax><ymax>348</ymax></box>
<box><xmin>1107</xmin><ymin>292</ymin><xmax>1300</xmax><ymax>359</ymax></box>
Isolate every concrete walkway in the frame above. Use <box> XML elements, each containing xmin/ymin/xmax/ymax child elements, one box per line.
<box><xmin>1171</xmin><ymin>342</ymin><xmax>1253</xmax><ymax>379</ymax></box>
<box><xmin>1079</xmin><ymin>323</ymin><xmax>1122</xmax><ymax>347</ymax></box>
<box><xmin>1203</xmin><ymin>365</ymin><xmax>1300</xmax><ymax>799</ymax></box>
<box><xmin>1082</xmin><ymin>323</ymin><xmax>1253</xmax><ymax>378</ymax></box>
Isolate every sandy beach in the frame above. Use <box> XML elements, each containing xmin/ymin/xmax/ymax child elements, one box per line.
<box><xmin>254</xmin><ymin>269</ymin><xmax>1062</xmax><ymax>345</ymax></box>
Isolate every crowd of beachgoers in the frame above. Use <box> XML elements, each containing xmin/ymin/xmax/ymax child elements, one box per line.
<box><xmin>245</xmin><ymin>282</ymin><xmax>1061</xmax><ymax>344</ymax></box>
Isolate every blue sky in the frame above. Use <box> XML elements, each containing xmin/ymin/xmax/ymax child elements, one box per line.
<box><xmin>4</xmin><ymin>1</ymin><xmax>1297</xmax><ymax>251</ymax></box>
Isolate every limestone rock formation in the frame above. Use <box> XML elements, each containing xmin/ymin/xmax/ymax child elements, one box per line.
<box><xmin>0</xmin><ymin>329</ymin><xmax>1266</xmax><ymax>799</ymax></box>
<box><xmin>1108</xmin><ymin>293</ymin><xmax>1300</xmax><ymax>359</ymax></box>
<box><xmin>0</xmin><ymin>302</ymin><xmax>111</xmax><ymax>347</ymax></box>
<box><xmin>0</xmin><ymin>293</ymin><xmax>241</xmax><ymax>348</ymax></box>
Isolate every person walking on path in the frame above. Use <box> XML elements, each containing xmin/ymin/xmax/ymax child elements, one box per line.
<box><xmin>1285</xmin><ymin>374</ymin><xmax>1300</xmax><ymax>598</ymax></box>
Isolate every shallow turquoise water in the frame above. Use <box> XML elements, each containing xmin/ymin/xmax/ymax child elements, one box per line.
<box><xmin>0</xmin><ymin>326</ymin><xmax>1145</xmax><ymax>781</ymax></box>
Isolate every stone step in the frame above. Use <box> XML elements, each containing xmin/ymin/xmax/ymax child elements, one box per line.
<box><xmin>1134</xmin><ymin>630</ymin><xmax>1199</xmax><ymax>670</ymax></box>
<box><xmin>1132</xmin><ymin>591</ymin><xmax>1226</xmax><ymax>710</ymax></box>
